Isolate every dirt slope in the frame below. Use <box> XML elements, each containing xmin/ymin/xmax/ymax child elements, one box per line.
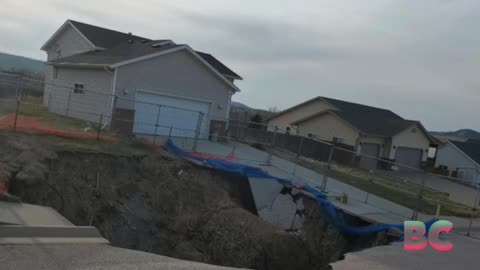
<box><xmin>0</xmin><ymin>132</ymin><xmax>387</xmax><ymax>269</ymax></box>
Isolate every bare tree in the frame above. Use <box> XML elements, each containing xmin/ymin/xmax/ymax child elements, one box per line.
<box><xmin>268</xmin><ymin>106</ymin><xmax>281</xmax><ymax>113</ymax></box>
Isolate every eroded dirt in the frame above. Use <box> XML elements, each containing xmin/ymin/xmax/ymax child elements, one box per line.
<box><xmin>1</xmin><ymin>132</ymin><xmax>389</xmax><ymax>270</ymax></box>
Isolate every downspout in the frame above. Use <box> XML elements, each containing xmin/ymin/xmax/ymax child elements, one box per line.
<box><xmin>225</xmin><ymin>89</ymin><xmax>233</xmax><ymax>129</ymax></box>
<box><xmin>103</xmin><ymin>66</ymin><xmax>116</xmax><ymax>128</ymax></box>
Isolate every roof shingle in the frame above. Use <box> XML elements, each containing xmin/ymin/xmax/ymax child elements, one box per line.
<box><xmin>451</xmin><ymin>140</ymin><xmax>480</xmax><ymax>165</ymax></box>
<box><xmin>54</xmin><ymin>20</ymin><xmax>241</xmax><ymax>79</ymax></box>
<box><xmin>290</xmin><ymin>96</ymin><xmax>429</xmax><ymax>138</ymax></box>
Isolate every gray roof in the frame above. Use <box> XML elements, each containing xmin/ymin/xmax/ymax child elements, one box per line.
<box><xmin>451</xmin><ymin>140</ymin><xmax>480</xmax><ymax>165</ymax></box>
<box><xmin>70</xmin><ymin>20</ymin><xmax>150</xmax><ymax>49</ymax></box>
<box><xmin>322</xmin><ymin>97</ymin><xmax>414</xmax><ymax>137</ymax></box>
<box><xmin>52</xmin><ymin>40</ymin><xmax>180</xmax><ymax>65</ymax></box>
<box><xmin>54</xmin><ymin>20</ymin><xmax>242</xmax><ymax>79</ymax></box>
<box><xmin>290</xmin><ymin>96</ymin><xmax>432</xmax><ymax>138</ymax></box>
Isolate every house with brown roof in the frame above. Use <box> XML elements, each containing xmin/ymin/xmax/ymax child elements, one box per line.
<box><xmin>267</xmin><ymin>97</ymin><xmax>436</xmax><ymax>170</ymax></box>
<box><xmin>41</xmin><ymin>20</ymin><xmax>242</xmax><ymax>138</ymax></box>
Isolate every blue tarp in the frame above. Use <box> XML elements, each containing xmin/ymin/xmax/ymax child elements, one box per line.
<box><xmin>165</xmin><ymin>139</ymin><xmax>433</xmax><ymax>236</ymax></box>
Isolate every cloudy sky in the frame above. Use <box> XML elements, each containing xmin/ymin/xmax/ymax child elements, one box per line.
<box><xmin>1</xmin><ymin>0</ymin><xmax>479</xmax><ymax>131</ymax></box>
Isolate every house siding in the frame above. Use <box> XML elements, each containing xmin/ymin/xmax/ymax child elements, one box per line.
<box><xmin>43</xmin><ymin>65</ymin><xmax>55</xmax><ymax>106</ymax></box>
<box><xmin>435</xmin><ymin>143</ymin><xmax>480</xmax><ymax>182</ymax></box>
<box><xmin>267</xmin><ymin>100</ymin><xmax>335</xmax><ymax>132</ymax></box>
<box><xmin>114</xmin><ymin>50</ymin><xmax>233</xmax><ymax>122</ymax></box>
<box><xmin>390</xmin><ymin>124</ymin><xmax>431</xmax><ymax>161</ymax></box>
<box><xmin>296</xmin><ymin>113</ymin><xmax>359</xmax><ymax>146</ymax></box>
<box><xmin>46</xmin><ymin>67</ymin><xmax>113</xmax><ymax>123</ymax></box>
<box><xmin>45</xmin><ymin>25</ymin><xmax>94</xmax><ymax>61</ymax></box>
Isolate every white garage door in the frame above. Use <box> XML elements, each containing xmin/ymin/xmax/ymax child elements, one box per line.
<box><xmin>133</xmin><ymin>92</ymin><xmax>210</xmax><ymax>139</ymax></box>
<box><xmin>395</xmin><ymin>147</ymin><xmax>423</xmax><ymax>170</ymax></box>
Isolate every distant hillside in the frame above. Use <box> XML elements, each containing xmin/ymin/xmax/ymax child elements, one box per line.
<box><xmin>430</xmin><ymin>129</ymin><xmax>480</xmax><ymax>142</ymax></box>
<box><xmin>0</xmin><ymin>52</ymin><xmax>45</xmax><ymax>74</ymax></box>
<box><xmin>230</xmin><ymin>101</ymin><xmax>274</xmax><ymax>126</ymax></box>
<box><xmin>231</xmin><ymin>101</ymin><xmax>251</xmax><ymax>109</ymax></box>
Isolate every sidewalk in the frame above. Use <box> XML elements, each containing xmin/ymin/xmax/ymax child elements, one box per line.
<box><xmin>332</xmin><ymin>232</ymin><xmax>480</xmax><ymax>270</ymax></box>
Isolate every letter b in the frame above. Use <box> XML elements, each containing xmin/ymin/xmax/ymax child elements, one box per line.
<box><xmin>404</xmin><ymin>221</ymin><xmax>428</xmax><ymax>251</ymax></box>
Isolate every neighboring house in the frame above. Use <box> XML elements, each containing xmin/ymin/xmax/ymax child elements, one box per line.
<box><xmin>267</xmin><ymin>96</ymin><xmax>436</xmax><ymax>170</ymax></box>
<box><xmin>41</xmin><ymin>20</ymin><xmax>242</xmax><ymax>138</ymax></box>
<box><xmin>435</xmin><ymin>140</ymin><xmax>480</xmax><ymax>184</ymax></box>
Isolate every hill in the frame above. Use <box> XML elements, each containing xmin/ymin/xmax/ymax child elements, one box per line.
<box><xmin>430</xmin><ymin>129</ymin><xmax>480</xmax><ymax>141</ymax></box>
<box><xmin>0</xmin><ymin>52</ymin><xmax>45</xmax><ymax>74</ymax></box>
<box><xmin>230</xmin><ymin>101</ymin><xmax>275</xmax><ymax>126</ymax></box>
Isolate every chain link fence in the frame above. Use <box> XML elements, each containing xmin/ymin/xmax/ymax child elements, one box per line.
<box><xmin>1</xmin><ymin>72</ymin><xmax>479</xmax><ymax>237</ymax></box>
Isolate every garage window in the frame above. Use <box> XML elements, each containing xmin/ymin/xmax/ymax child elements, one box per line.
<box><xmin>73</xmin><ymin>83</ymin><xmax>84</xmax><ymax>94</ymax></box>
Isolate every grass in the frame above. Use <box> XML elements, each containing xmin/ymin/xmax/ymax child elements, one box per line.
<box><xmin>269</xmin><ymin>148</ymin><xmax>479</xmax><ymax>217</ymax></box>
<box><xmin>0</xmin><ymin>96</ymin><xmax>97</xmax><ymax>133</ymax></box>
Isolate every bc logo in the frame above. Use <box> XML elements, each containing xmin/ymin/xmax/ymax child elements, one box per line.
<box><xmin>404</xmin><ymin>220</ymin><xmax>454</xmax><ymax>251</ymax></box>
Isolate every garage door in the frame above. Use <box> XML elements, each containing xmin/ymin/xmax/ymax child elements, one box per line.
<box><xmin>133</xmin><ymin>92</ymin><xmax>210</xmax><ymax>139</ymax></box>
<box><xmin>359</xmin><ymin>143</ymin><xmax>380</xmax><ymax>170</ymax></box>
<box><xmin>395</xmin><ymin>147</ymin><xmax>422</xmax><ymax>170</ymax></box>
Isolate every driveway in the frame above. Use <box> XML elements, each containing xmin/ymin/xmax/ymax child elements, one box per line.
<box><xmin>140</xmin><ymin>135</ymin><xmax>480</xmax><ymax>233</ymax></box>
<box><xmin>379</xmin><ymin>170</ymin><xmax>480</xmax><ymax>207</ymax></box>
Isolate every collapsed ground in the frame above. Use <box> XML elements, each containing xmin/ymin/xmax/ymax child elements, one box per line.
<box><xmin>1</xmin><ymin>131</ymin><xmax>390</xmax><ymax>270</ymax></box>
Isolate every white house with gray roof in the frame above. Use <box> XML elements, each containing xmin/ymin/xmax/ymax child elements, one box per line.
<box><xmin>267</xmin><ymin>96</ymin><xmax>437</xmax><ymax>170</ymax></box>
<box><xmin>41</xmin><ymin>20</ymin><xmax>242</xmax><ymax>138</ymax></box>
<box><xmin>435</xmin><ymin>140</ymin><xmax>480</xmax><ymax>184</ymax></box>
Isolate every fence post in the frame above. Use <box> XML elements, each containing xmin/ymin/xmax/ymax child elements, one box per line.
<box><xmin>153</xmin><ymin>105</ymin><xmax>161</xmax><ymax>145</ymax></box>
<box><xmin>466</xmin><ymin>184</ymin><xmax>480</xmax><ymax>236</ymax></box>
<box><xmin>272</xmin><ymin>126</ymin><xmax>278</xmax><ymax>147</ymax></box>
<box><xmin>411</xmin><ymin>176</ymin><xmax>426</xmax><ymax>221</ymax></box>
<box><xmin>96</xmin><ymin>114</ymin><xmax>103</xmax><ymax>140</ymax></box>
<box><xmin>66</xmin><ymin>90</ymin><xmax>72</xmax><ymax>116</ymax></box>
<box><xmin>15</xmin><ymin>76</ymin><xmax>22</xmax><ymax>100</ymax></box>
<box><xmin>320</xmin><ymin>143</ymin><xmax>335</xmax><ymax>192</ymax></box>
<box><xmin>169</xmin><ymin>125</ymin><xmax>173</xmax><ymax>139</ymax></box>
<box><xmin>13</xmin><ymin>99</ymin><xmax>20</xmax><ymax>131</ymax></box>
<box><xmin>297</xmin><ymin>136</ymin><xmax>304</xmax><ymax>158</ymax></box>
<box><xmin>193</xmin><ymin>112</ymin><xmax>203</xmax><ymax>152</ymax></box>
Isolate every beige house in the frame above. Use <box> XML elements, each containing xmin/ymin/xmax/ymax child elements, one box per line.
<box><xmin>41</xmin><ymin>20</ymin><xmax>242</xmax><ymax>138</ymax></box>
<box><xmin>267</xmin><ymin>97</ymin><xmax>436</xmax><ymax>170</ymax></box>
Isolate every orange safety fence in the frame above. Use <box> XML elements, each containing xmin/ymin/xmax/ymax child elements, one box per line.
<box><xmin>0</xmin><ymin>114</ymin><xmax>114</xmax><ymax>142</ymax></box>
<box><xmin>0</xmin><ymin>113</ymin><xmax>237</xmax><ymax>161</ymax></box>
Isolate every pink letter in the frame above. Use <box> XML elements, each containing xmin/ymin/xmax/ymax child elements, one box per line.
<box><xmin>404</xmin><ymin>221</ymin><xmax>428</xmax><ymax>251</ymax></box>
<box><xmin>428</xmin><ymin>220</ymin><xmax>454</xmax><ymax>251</ymax></box>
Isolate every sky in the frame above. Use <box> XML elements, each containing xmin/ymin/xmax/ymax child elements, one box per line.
<box><xmin>1</xmin><ymin>0</ymin><xmax>479</xmax><ymax>132</ymax></box>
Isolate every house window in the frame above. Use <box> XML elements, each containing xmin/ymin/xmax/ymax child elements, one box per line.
<box><xmin>53</xmin><ymin>67</ymin><xmax>58</xmax><ymax>79</ymax></box>
<box><xmin>73</xmin><ymin>83</ymin><xmax>84</xmax><ymax>94</ymax></box>
<box><xmin>411</xmin><ymin>128</ymin><xmax>417</xmax><ymax>133</ymax></box>
<box><xmin>307</xmin><ymin>133</ymin><xmax>313</xmax><ymax>138</ymax></box>
<box><xmin>286</xmin><ymin>127</ymin><xmax>291</xmax><ymax>135</ymax></box>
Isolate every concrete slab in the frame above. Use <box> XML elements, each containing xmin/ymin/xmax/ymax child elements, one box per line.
<box><xmin>332</xmin><ymin>233</ymin><xmax>480</xmax><ymax>270</ymax></box>
<box><xmin>249</xmin><ymin>177</ymin><xmax>304</xmax><ymax>230</ymax></box>
<box><xmin>0</xmin><ymin>201</ymin><xmax>73</xmax><ymax>226</ymax></box>
<box><xmin>1</xmin><ymin>243</ymin><xmax>248</xmax><ymax>270</ymax></box>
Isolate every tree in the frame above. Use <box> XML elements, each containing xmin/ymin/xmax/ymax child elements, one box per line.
<box><xmin>268</xmin><ymin>106</ymin><xmax>280</xmax><ymax>113</ymax></box>
<box><xmin>248</xmin><ymin>113</ymin><xmax>264</xmax><ymax>129</ymax></box>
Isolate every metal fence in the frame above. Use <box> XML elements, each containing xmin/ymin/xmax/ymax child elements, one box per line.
<box><xmin>1</xmin><ymin>72</ymin><xmax>480</xmax><ymax>237</ymax></box>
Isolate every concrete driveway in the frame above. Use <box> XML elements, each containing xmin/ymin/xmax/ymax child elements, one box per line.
<box><xmin>141</xmin><ymin>136</ymin><xmax>480</xmax><ymax>233</ymax></box>
<box><xmin>379</xmin><ymin>170</ymin><xmax>480</xmax><ymax>207</ymax></box>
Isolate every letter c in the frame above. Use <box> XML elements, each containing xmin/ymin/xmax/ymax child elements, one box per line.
<box><xmin>428</xmin><ymin>220</ymin><xmax>454</xmax><ymax>251</ymax></box>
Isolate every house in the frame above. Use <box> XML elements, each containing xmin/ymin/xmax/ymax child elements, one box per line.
<box><xmin>267</xmin><ymin>97</ymin><xmax>436</xmax><ymax>170</ymax></box>
<box><xmin>41</xmin><ymin>20</ymin><xmax>242</xmax><ymax>138</ymax></box>
<box><xmin>435</xmin><ymin>140</ymin><xmax>480</xmax><ymax>184</ymax></box>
